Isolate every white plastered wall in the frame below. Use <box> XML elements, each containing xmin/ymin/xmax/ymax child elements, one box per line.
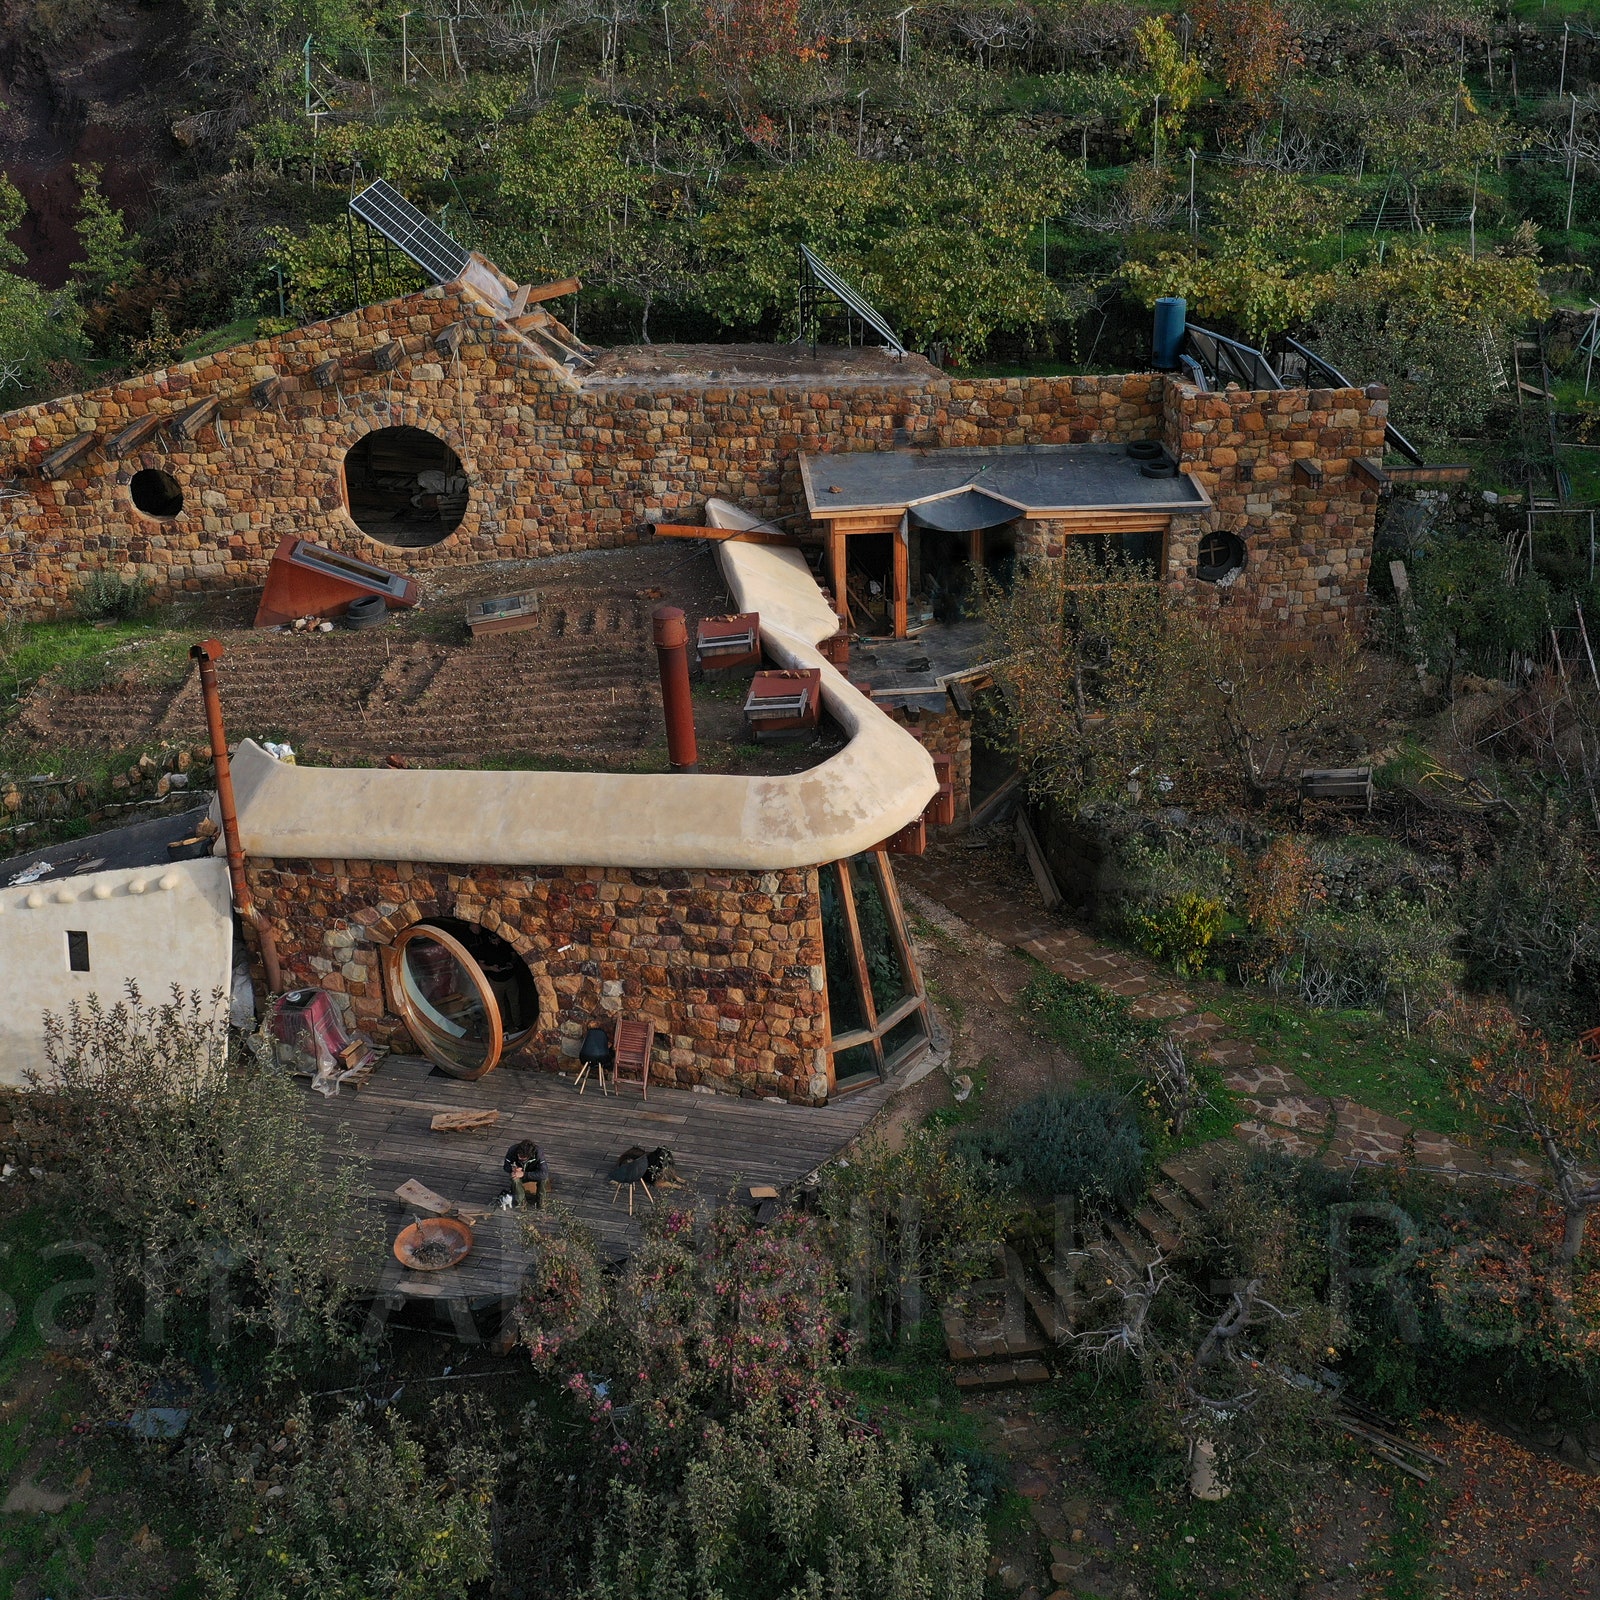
<box><xmin>0</xmin><ymin>857</ymin><xmax>234</xmax><ymax>1087</ymax></box>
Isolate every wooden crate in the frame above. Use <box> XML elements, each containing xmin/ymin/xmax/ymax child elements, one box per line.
<box><xmin>1299</xmin><ymin>766</ymin><xmax>1374</xmax><ymax>810</ymax></box>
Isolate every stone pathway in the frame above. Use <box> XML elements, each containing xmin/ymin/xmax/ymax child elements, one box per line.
<box><xmin>901</xmin><ymin>855</ymin><xmax>1545</xmax><ymax>1190</ymax></box>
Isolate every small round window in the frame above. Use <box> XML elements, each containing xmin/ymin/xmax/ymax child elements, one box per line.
<box><xmin>1197</xmin><ymin>530</ymin><xmax>1246</xmax><ymax>582</ymax></box>
<box><xmin>343</xmin><ymin>425</ymin><xmax>466</xmax><ymax>547</ymax></box>
<box><xmin>130</xmin><ymin>468</ymin><xmax>183</xmax><ymax>519</ymax></box>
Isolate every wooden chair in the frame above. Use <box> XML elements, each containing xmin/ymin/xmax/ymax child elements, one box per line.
<box><xmin>612</xmin><ymin>1017</ymin><xmax>656</xmax><ymax>1099</ymax></box>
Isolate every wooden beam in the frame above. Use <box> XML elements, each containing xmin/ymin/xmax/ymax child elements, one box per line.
<box><xmin>250</xmin><ymin>374</ymin><xmax>283</xmax><ymax>408</ymax></box>
<box><xmin>1022</xmin><ymin>510</ymin><xmax>1172</xmax><ymax>532</ymax></box>
<box><xmin>104</xmin><ymin>414</ymin><xmax>164</xmax><ymax>460</ymax></box>
<box><xmin>310</xmin><ymin>358</ymin><xmax>341</xmax><ymax>389</ymax></box>
<box><xmin>1353</xmin><ymin>458</ymin><xmax>1390</xmax><ymax>490</ymax></box>
<box><xmin>169</xmin><ymin>395</ymin><xmax>221</xmax><ymax>441</ymax></box>
<box><xmin>372</xmin><ymin>341</ymin><xmax>404</xmax><ymax>372</ymax></box>
<box><xmin>893</xmin><ymin>518</ymin><xmax>909</xmax><ymax>639</ymax></box>
<box><xmin>828</xmin><ymin>527</ymin><xmax>849</xmax><ymax>629</ymax></box>
<box><xmin>1383</xmin><ymin>462</ymin><xmax>1473</xmax><ymax>485</ymax></box>
<box><xmin>434</xmin><ymin>322</ymin><xmax>463</xmax><ymax>358</ymax></box>
<box><xmin>522</xmin><ymin>276</ymin><xmax>581</xmax><ymax>305</ymax></box>
<box><xmin>37</xmin><ymin>432</ymin><xmax>97</xmax><ymax>480</ymax></box>
<box><xmin>650</xmin><ymin>521</ymin><xmax>801</xmax><ymax>546</ymax></box>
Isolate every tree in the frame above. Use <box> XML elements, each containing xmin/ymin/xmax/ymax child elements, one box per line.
<box><xmin>1191</xmin><ymin>0</ymin><xmax>1300</xmax><ymax>116</ymax></box>
<box><xmin>698</xmin><ymin>136</ymin><xmax>1083</xmax><ymax>358</ymax></box>
<box><xmin>0</xmin><ymin>175</ymin><xmax>86</xmax><ymax>397</ymax></box>
<box><xmin>1457</xmin><ymin>1014</ymin><xmax>1600</xmax><ymax>1266</ymax></box>
<box><xmin>973</xmin><ymin>543</ymin><xmax>1197</xmax><ymax>810</ymax></box>
<box><xmin>70</xmin><ymin>164</ymin><xmax>142</xmax><ymax>300</ymax></box>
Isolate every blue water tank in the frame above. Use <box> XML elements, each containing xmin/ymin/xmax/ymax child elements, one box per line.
<box><xmin>1153</xmin><ymin>296</ymin><xmax>1187</xmax><ymax>370</ymax></box>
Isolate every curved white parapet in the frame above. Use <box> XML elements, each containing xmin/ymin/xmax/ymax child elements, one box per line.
<box><xmin>223</xmin><ymin>511</ymin><xmax>937</xmax><ymax>870</ymax></box>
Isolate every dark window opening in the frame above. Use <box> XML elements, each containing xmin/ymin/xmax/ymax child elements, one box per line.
<box><xmin>1197</xmin><ymin>529</ymin><xmax>1247</xmax><ymax>582</ymax></box>
<box><xmin>968</xmin><ymin>683</ymin><xmax>1017</xmax><ymax>812</ymax></box>
<box><xmin>424</xmin><ymin>917</ymin><xmax>539</xmax><ymax>1042</ymax></box>
<box><xmin>67</xmin><ymin>930</ymin><xmax>90</xmax><ymax>972</ymax></box>
<box><xmin>343</xmin><ymin>426</ymin><xmax>467</xmax><ymax>547</ymax></box>
<box><xmin>1084</xmin><ymin>529</ymin><xmax>1162</xmax><ymax>570</ymax></box>
<box><xmin>130</xmin><ymin>468</ymin><xmax>183</xmax><ymax>519</ymax></box>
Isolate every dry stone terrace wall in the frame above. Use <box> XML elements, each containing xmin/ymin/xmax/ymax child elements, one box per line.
<box><xmin>0</xmin><ymin>277</ymin><xmax>1163</xmax><ymax>617</ymax></box>
<box><xmin>1161</xmin><ymin>377</ymin><xmax>1386</xmax><ymax>632</ymax></box>
<box><xmin>246</xmin><ymin>855</ymin><xmax>831</xmax><ymax>1102</ymax></box>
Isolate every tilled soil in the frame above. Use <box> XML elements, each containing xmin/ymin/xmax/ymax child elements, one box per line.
<box><xmin>19</xmin><ymin>545</ymin><xmax>838</xmax><ymax>772</ymax></box>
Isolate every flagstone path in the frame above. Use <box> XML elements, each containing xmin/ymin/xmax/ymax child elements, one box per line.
<box><xmin>900</xmin><ymin>853</ymin><xmax>1545</xmax><ymax>1191</ymax></box>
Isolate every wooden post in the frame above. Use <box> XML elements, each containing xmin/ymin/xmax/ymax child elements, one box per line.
<box><xmin>969</xmin><ymin>528</ymin><xmax>985</xmax><ymax>571</ymax></box>
<box><xmin>893</xmin><ymin>515</ymin><xmax>910</xmax><ymax>638</ymax></box>
<box><xmin>829</xmin><ymin>527</ymin><xmax>848</xmax><ymax>627</ymax></box>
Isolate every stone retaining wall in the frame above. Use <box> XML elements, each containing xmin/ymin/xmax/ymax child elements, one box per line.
<box><xmin>246</xmin><ymin>854</ymin><xmax>830</xmax><ymax>1101</ymax></box>
<box><xmin>0</xmin><ymin>281</ymin><xmax>1383</xmax><ymax>632</ymax></box>
<box><xmin>1161</xmin><ymin>378</ymin><xmax>1386</xmax><ymax>632</ymax></box>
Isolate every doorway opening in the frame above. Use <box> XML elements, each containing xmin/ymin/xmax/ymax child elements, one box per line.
<box><xmin>386</xmin><ymin>919</ymin><xmax>539</xmax><ymax>1079</ymax></box>
<box><xmin>344</xmin><ymin>426</ymin><xmax>467</xmax><ymax>547</ymax></box>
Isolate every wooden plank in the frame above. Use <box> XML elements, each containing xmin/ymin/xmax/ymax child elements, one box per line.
<box><xmin>522</xmin><ymin>276</ymin><xmax>581</xmax><ymax>305</ymax></box>
<box><xmin>1021</xmin><ymin>510</ymin><xmax>1171</xmax><ymax>532</ymax></box>
<box><xmin>1016</xmin><ymin>808</ymin><xmax>1064</xmax><ymax>910</ymax></box>
<box><xmin>430</xmin><ymin>1109</ymin><xmax>501</xmax><ymax>1132</ymax></box>
<box><xmin>650</xmin><ymin>522</ymin><xmax>801</xmax><ymax>546</ymax></box>
<box><xmin>892</xmin><ymin>518</ymin><xmax>909</xmax><ymax>638</ymax></box>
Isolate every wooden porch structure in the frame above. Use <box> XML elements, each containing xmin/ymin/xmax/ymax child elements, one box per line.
<box><xmin>299</xmin><ymin>1051</ymin><xmax>902</xmax><ymax>1323</ymax></box>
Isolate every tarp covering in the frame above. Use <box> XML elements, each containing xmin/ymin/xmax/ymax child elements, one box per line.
<box><xmin>908</xmin><ymin>490</ymin><xmax>1019</xmax><ymax>533</ymax></box>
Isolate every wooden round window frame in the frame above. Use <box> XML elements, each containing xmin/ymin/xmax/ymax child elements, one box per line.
<box><xmin>384</xmin><ymin>921</ymin><xmax>505</xmax><ymax>1080</ymax></box>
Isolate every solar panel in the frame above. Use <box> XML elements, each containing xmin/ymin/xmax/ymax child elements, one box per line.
<box><xmin>799</xmin><ymin>245</ymin><xmax>905</xmax><ymax>355</ymax></box>
<box><xmin>349</xmin><ymin>179</ymin><xmax>471</xmax><ymax>285</ymax></box>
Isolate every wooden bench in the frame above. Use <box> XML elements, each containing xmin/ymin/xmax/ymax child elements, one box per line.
<box><xmin>1299</xmin><ymin>766</ymin><xmax>1374</xmax><ymax>811</ymax></box>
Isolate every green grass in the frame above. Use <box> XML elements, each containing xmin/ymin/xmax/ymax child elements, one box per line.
<box><xmin>1210</xmin><ymin>995</ymin><xmax>1476</xmax><ymax>1139</ymax></box>
<box><xmin>176</xmin><ymin>318</ymin><xmax>267</xmax><ymax>362</ymax></box>
<box><xmin>0</xmin><ymin>618</ymin><xmax>170</xmax><ymax>704</ymax></box>
<box><xmin>1382</xmin><ymin>1476</ymin><xmax>1438</xmax><ymax>1600</ymax></box>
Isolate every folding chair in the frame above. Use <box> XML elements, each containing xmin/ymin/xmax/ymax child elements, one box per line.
<box><xmin>611</xmin><ymin>1017</ymin><xmax>656</xmax><ymax>1099</ymax></box>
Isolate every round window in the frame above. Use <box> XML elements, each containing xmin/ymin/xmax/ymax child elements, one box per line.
<box><xmin>1197</xmin><ymin>530</ymin><xmax>1246</xmax><ymax>583</ymax></box>
<box><xmin>343</xmin><ymin>425</ymin><xmax>466</xmax><ymax>547</ymax></box>
<box><xmin>388</xmin><ymin>919</ymin><xmax>538</xmax><ymax>1079</ymax></box>
<box><xmin>130</xmin><ymin>468</ymin><xmax>183</xmax><ymax>519</ymax></box>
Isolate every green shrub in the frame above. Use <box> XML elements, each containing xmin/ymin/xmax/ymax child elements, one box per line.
<box><xmin>1101</xmin><ymin>835</ymin><xmax>1230</xmax><ymax>975</ymax></box>
<box><xmin>17</xmin><ymin>989</ymin><xmax>374</xmax><ymax>1379</ymax></box>
<box><xmin>955</xmin><ymin>1087</ymin><xmax>1146</xmax><ymax>1211</ymax></box>
<box><xmin>1277</xmin><ymin>898</ymin><xmax>1460</xmax><ymax>1014</ymax></box>
<box><xmin>1125</xmin><ymin>889</ymin><xmax>1225</xmax><ymax>976</ymax></box>
<box><xmin>76</xmin><ymin>569</ymin><xmax>149</xmax><ymax>621</ymax></box>
<box><xmin>579</xmin><ymin>1407</ymin><xmax>988</xmax><ymax>1600</ymax></box>
<box><xmin>819</xmin><ymin>1128</ymin><xmax>1016</xmax><ymax>1345</ymax></box>
<box><xmin>195</xmin><ymin>1398</ymin><xmax>495</xmax><ymax>1600</ymax></box>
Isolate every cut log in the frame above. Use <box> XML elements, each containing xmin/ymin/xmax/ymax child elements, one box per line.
<box><xmin>105</xmin><ymin>414</ymin><xmax>165</xmax><ymax>459</ymax></box>
<box><xmin>37</xmin><ymin>432</ymin><xmax>98</xmax><ymax>480</ymax></box>
<box><xmin>429</xmin><ymin>1109</ymin><xmax>501</xmax><ymax>1133</ymax></box>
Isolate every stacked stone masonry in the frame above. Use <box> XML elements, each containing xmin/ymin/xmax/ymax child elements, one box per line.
<box><xmin>0</xmin><ymin>280</ymin><xmax>1383</xmax><ymax>630</ymax></box>
<box><xmin>246</xmin><ymin>855</ymin><xmax>829</xmax><ymax>1101</ymax></box>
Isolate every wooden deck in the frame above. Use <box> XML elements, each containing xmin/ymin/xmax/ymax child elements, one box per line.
<box><xmin>300</xmin><ymin>1053</ymin><xmax>902</xmax><ymax>1318</ymax></box>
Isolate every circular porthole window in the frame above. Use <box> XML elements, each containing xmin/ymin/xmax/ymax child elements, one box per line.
<box><xmin>1197</xmin><ymin>529</ymin><xmax>1246</xmax><ymax>583</ymax></box>
<box><xmin>387</xmin><ymin>918</ymin><xmax>538</xmax><ymax>1079</ymax></box>
<box><xmin>129</xmin><ymin>468</ymin><xmax>183</xmax><ymax>519</ymax></box>
<box><xmin>343</xmin><ymin>425</ymin><xmax>467</xmax><ymax>547</ymax></box>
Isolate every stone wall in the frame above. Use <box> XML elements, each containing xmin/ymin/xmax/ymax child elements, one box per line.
<box><xmin>1161</xmin><ymin>379</ymin><xmax>1385</xmax><ymax>632</ymax></box>
<box><xmin>245</xmin><ymin>854</ymin><xmax>830</xmax><ymax>1101</ymax></box>
<box><xmin>887</xmin><ymin>701</ymin><xmax>973</xmax><ymax>828</ymax></box>
<box><xmin>0</xmin><ymin>279</ymin><xmax>1164</xmax><ymax>618</ymax></box>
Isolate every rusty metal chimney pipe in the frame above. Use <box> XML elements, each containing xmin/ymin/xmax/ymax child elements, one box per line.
<box><xmin>191</xmin><ymin>640</ymin><xmax>283</xmax><ymax>994</ymax></box>
<box><xmin>651</xmin><ymin>606</ymin><xmax>699</xmax><ymax>773</ymax></box>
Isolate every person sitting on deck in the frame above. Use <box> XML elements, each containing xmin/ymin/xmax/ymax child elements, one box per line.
<box><xmin>503</xmin><ymin>1139</ymin><xmax>549</xmax><ymax>1208</ymax></box>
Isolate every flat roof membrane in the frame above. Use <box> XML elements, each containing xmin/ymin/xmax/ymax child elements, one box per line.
<box><xmin>800</xmin><ymin>442</ymin><xmax>1210</xmax><ymax>518</ymax></box>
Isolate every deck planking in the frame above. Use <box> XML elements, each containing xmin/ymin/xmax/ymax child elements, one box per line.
<box><xmin>298</xmin><ymin>1054</ymin><xmax>901</xmax><ymax>1312</ymax></box>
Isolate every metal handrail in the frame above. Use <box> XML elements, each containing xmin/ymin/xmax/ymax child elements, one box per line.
<box><xmin>1282</xmin><ymin>336</ymin><xmax>1424</xmax><ymax>466</ymax></box>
